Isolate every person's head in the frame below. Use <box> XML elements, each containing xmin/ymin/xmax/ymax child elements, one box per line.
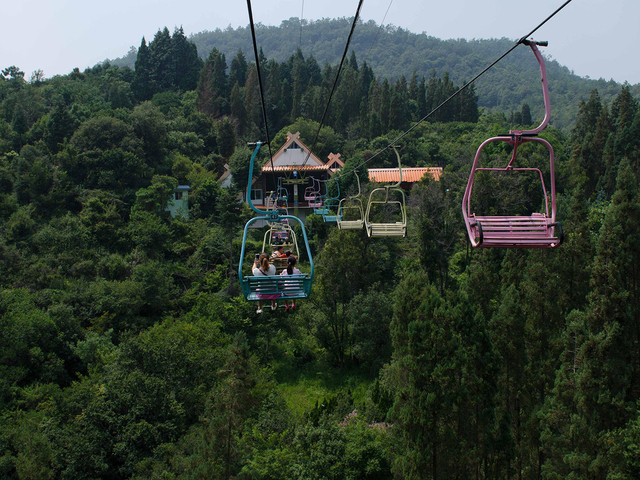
<box><xmin>285</xmin><ymin>250</ymin><xmax>292</xmax><ymax>257</ymax></box>
<box><xmin>275</xmin><ymin>246</ymin><xmax>284</xmax><ymax>254</ymax></box>
<box><xmin>286</xmin><ymin>255</ymin><xmax>297</xmax><ymax>275</ymax></box>
<box><xmin>259</xmin><ymin>253</ymin><xmax>270</xmax><ymax>270</ymax></box>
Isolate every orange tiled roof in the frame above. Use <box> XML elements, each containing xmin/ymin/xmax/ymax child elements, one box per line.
<box><xmin>368</xmin><ymin>167</ymin><xmax>442</xmax><ymax>183</ymax></box>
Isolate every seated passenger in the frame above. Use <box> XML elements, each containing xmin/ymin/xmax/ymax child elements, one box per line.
<box><xmin>280</xmin><ymin>256</ymin><xmax>302</xmax><ymax>312</ymax></box>
<box><xmin>253</xmin><ymin>253</ymin><xmax>277</xmax><ymax>313</ymax></box>
<box><xmin>271</xmin><ymin>246</ymin><xmax>285</xmax><ymax>258</ymax></box>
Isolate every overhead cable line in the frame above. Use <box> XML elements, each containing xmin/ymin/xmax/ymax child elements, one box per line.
<box><xmin>364</xmin><ymin>0</ymin><xmax>394</xmax><ymax>61</ymax></box>
<box><xmin>330</xmin><ymin>0</ymin><xmax>574</xmax><ymax>182</ymax></box>
<box><xmin>301</xmin><ymin>0</ymin><xmax>365</xmax><ymax>170</ymax></box>
<box><xmin>299</xmin><ymin>0</ymin><xmax>305</xmax><ymax>50</ymax></box>
<box><xmin>246</xmin><ymin>0</ymin><xmax>275</xmax><ymax>174</ymax></box>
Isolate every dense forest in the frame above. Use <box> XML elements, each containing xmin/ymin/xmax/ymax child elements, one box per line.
<box><xmin>111</xmin><ymin>18</ymin><xmax>640</xmax><ymax>131</ymax></box>
<box><xmin>2</xmin><ymin>22</ymin><xmax>640</xmax><ymax>480</ymax></box>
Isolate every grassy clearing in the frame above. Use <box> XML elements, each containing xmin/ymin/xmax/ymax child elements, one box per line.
<box><xmin>275</xmin><ymin>361</ymin><xmax>375</xmax><ymax>419</ymax></box>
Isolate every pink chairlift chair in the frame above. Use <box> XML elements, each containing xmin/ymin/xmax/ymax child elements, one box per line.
<box><xmin>462</xmin><ymin>39</ymin><xmax>562</xmax><ymax>248</ymax></box>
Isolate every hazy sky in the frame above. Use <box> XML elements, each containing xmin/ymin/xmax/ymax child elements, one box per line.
<box><xmin>3</xmin><ymin>0</ymin><xmax>638</xmax><ymax>84</ymax></box>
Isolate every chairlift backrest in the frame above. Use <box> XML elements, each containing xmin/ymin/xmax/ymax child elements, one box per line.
<box><xmin>321</xmin><ymin>177</ymin><xmax>341</xmax><ymax>222</ymax></box>
<box><xmin>304</xmin><ymin>177</ymin><xmax>321</xmax><ymax>201</ymax></box>
<box><xmin>337</xmin><ymin>171</ymin><xmax>364</xmax><ymax>230</ymax></box>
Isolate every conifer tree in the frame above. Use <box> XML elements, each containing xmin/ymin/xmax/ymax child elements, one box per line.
<box><xmin>132</xmin><ymin>37</ymin><xmax>153</xmax><ymax>101</ymax></box>
<box><xmin>229</xmin><ymin>83</ymin><xmax>247</xmax><ymax>137</ymax></box>
<box><xmin>568</xmin><ymin>160</ymin><xmax>640</xmax><ymax>477</ymax></box>
<box><xmin>170</xmin><ymin>26</ymin><xmax>202</xmax><ymax>92</ymax></box>
<box><xmin>197</xmin><ymin>48</ymin><xmax>228</xmax><ymax>118</ymax></box>
<box><xmin>149</xmin><ymin>27</ymin><xmax>173</xmax><ymax>92</ymax></box>
<box><xmin>379</xmin><ymin>79</ymin><xmax>391</xmax><ymax>131</ymax></box>
<box><xmin>44</xmin><ymin>104</ymin><xmax>75</xmax><ymax>153</ymax></box>
<box><xmin>521</xmin><ymin>103</ymin><xmax>532</xmax><ymax>125</ymax></box>
<box><xmin>457</xmin><ymin>83</ymin><xmax>478</xmax><ymax>122</ymax></box>
<box><xmin>417</xmin><ymin>76</ymin><xmax>427</xmax><ymax>119</ymax></box>
<box><xmin>243</xmin><ymin>64</ymin><xmax>262</xmax><ymax>136</ymax></box>
<box><xmin>228</xmin><ymin>50</ymin><xmax>248</xmax><ymax>89</ymax></box>
<box><xmin>386</xmin><ymin>271</ymin><xmax>497</xmax><ymax>479</ymax></box>
<box><xmin>611</xmin><ymin>83</ymin><xmax>637</xmax><ymax>132</ymax></box>
<box><xmin>215</xmin><ymin>117</ymin><xmax>236</xmax><ymax>159</ymax></box>
<box><xmin>571</xmin><ymin>89</ymin><xmax>602</xmax><ymax>144</ymax></box>
<box><xmin>290</xmin><ymin>49</ymin><xmax>307</xmax><ymax>120</ymax></box>
<box><xmin>389</xmin><ymin>76</ymin><xmax>409</xmax><ymax>129</ymax></box>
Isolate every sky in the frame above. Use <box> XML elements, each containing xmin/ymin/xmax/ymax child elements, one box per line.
<box><xmin>2</xmin><ymin>0</ymin><xmax>638</xmax><ymax>84</ymax></box>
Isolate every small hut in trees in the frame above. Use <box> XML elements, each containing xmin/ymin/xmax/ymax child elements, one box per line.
<box><xmin>251</xmin><ymin>132</ymin><xmax>343</xmax><ymax>217</ymax></box>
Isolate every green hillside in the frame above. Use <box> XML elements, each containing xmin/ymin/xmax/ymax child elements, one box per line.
<box><xmin>2</xmin><ymin>25</ymin><xmax>640</xmax><ymax>479</ymax></box>
<box><xmin>112</xmin><ymin>18</ymin><xmax>640</xmax><ymax>131</ymax></box>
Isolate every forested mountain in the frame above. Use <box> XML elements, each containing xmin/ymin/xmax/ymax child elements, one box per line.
<box><xmin>2</xmin><ymin>23</ymin><xmax>640</xmax><ymax>479</ymax></box>
<box><xmin>112</xmin><ymin>18</ymin><xmax>640</xmax><ymax>131</ymax></box>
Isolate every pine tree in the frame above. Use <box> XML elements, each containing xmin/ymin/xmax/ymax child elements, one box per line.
<box><xmin>521</xmin><ymin>103</ymin><xmax>532</xmax><ymax>126</ymax></box>
<box><xmin>290</xmin><ymin>49</ymin><xmax>307</xmax><ymax>120</ymax></box>
<box><xmin>417</xmin><ymin>76</ymin><xmax>427</xmax><ymax>119</ymax></box>
<box><xmin>386</xmin><ymin>271</ymin><xmax>497</xmax><ymax>479</ymax></box>
<box><xmin>243</xmin><ymin>64</ymin><xmax>262</xmax><ymax>136</ymax></box>
<box><xmin>457</xmin><ymin>82</ymin><xmax>479</xmax><ymax>122</ymax></box>
<box><xmin>569</xmin><ymin>160</ymin><xmax>640</xmax><ymax>477</ymax></box>
<box><xmin>229</xmin><ymin>83</ymin><xmax>247</xmax><ymax>137</ymax></box>
<box><xmin>197</xmin><ymin>48</ymin><xmax>228</xmax><ymax>118</ymax></box>
<box><xmin>44</xmin><ymin>104</ymin><xmax>75</xmax><ymax>153</ymax></box>
<box><xmin>132</xmin><ymin>37</ymin><xmax>153</xmax><ymax>101</ymax></box>
<box><xmin>389</xmin><ymin>76</ymin><xmax>409</xmax><ymax>129</ymax></box>
<box><xmin>215</xmin><ymin>118</ymin><xmax>236</xmax><ymax>159</ymax></box>
<box><xmin>228</xmin><ymin>50</ymin><xmax>248</xmax><ymax>89</ymax></box>
<box><xmin>425</xmin><ymin>72</ymin><xmax>438</xmax><ymax>116</ymax></box>
<box><xmin>571</xmin><ymin>89</ymin><xmax>602</xmax><ymax>144</ymax></box>
<box><xmin>170</xmin><ymin>26</ymin><xmax>202</xmax><ymax>92</ymax></box>
<box><xmin>379</xmin><ymin>80</ymin><xmax>391</xmax><ymax>131</ymax></box>
<box><xmin>149</xmin><ymin>27</ymin><xmax>173</xmax><ymax>92</ymax></box>
<box><xmin>611</xmin><ymin>83</ymin><xmax>637</xmax><ymax>132</ymax></box>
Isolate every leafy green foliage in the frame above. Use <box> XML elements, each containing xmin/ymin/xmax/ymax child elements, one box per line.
<box><xmin>1</xmin><ymin>22</ymin><xmax>640</xmax><ymax>480</ymax></box>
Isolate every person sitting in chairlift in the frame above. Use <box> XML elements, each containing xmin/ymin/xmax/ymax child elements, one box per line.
<box><xmin>253</xmin><ymin>253</ymin><xmax>277</xmax><ymax>313</ymax></box>
<box><xmin>271</xmin><ymin>246</ymin><xmax>286</xmax><ymax>258</ymax></box>
<box><xmin>280</xmin><ymin>256</ymin><xmax>302</xmax><ymax>312</ymax></box>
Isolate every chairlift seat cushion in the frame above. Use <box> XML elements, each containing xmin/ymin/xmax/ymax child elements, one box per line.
<box><xmin>338</xmin><ymin>219</ymin><xmax>364</xmax><ymax>230</ymax></box>
<box><xmin>471</xmin><ymin>214</ymin><xmax>561</xmax><ymax>247</ymax></box>
<box><xmin>367</xmin><ymin>222</ymin><xmax>407</xmax><ymax>238</ymax></box>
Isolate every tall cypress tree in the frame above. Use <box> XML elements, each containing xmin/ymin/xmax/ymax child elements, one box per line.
<box><xmin>243</xmin><ymin>64</ymin><xmax>261</xmax><ymax>135</ymax></box>
<box><xmin>149</xmin><ymin>27</ymin><xmax>173</xmax><ymax>92</ymax></box>
<box><xmin>228</xmin><ymin>50</ymin><xmax>248</xmax><ymax>89</ymax></box>
<box><xmin>197</xmin><ymin>48</ymin><xmax>228</xmax><ymax>118</ymax></box>
<box><xmin>567</xmin><ymin>160</ymin><xmax>640</xmax><ymax>477</ymax></box>
<box><xmin>457</xmin><ymin>82</ymin><xmax>479</xmax><ymax>123</ymax></box>
<box><xmin>417</xmin><ymin>76</ymin><xmax>427</xmax><ymax>119</ymax></box>
<box><xmin>379</xmin><ymin>79</ymin><xmax>391</xmax><ymax>131</ymax></box>
<box><xmin>132</xmin><ymin>37</ymin><xmax>153</xmax><ymax>101</ymax></box>
<box><xmin>170</xmin><ymin>26</ymin><xmax>202</xmax><ymax>92</ymax></box>
<box><xmin>386</xmin><ymin>271</ymin><xmax>497</xmax><ymax>479</ymax></box>
<box><xmin>229</xmin><ymin>83</ymin><xmax>247</xmax><ymax>137</ymax></box>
